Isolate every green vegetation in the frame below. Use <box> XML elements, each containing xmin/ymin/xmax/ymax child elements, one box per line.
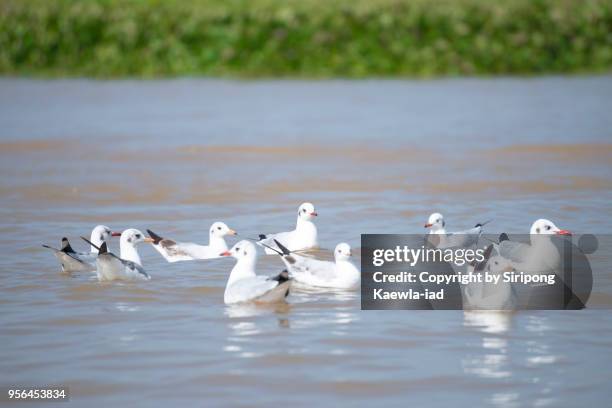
<box><xmin>1</xmin><ymin>0</ymin><xmax>611</xmax><ymax>77</ymax></box>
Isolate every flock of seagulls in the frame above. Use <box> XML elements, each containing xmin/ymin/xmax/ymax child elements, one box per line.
<box><xmin>43</xmin><ymin>202</ymin><xmax>356</xmax><ymax>305</ymax></box>
<box><xmin>458</xmin><ymin>218</ymin><xmax>574</xmax><ymax>310</ymax></box>
<box><xmin>43</xmin><ymin>202</ymin><xmax>573</xmax><ymax>307</ymax></box>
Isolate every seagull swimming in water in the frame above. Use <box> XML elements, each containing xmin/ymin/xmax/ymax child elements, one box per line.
<box><xmin>495</xmin><ymin>218</ymin><xmax>571</xmax><ymax>275</ymax></box>
<box><xmin>42</xmin><ymin>225</ymin><xmax>120</xmax><ymax>272</ymax></box>
<box><xmin>221</xmin><ymin>240</ymin><xmax>292</xmax><ymax>304</ymax></box>
<box><xmin>464</xmin><ymin>244</ymin><xmax>517</xmax><ymax>310</ymax></box>
<box><xmin>82</xmin><ymin>228</ymin><xmax>153</xmax><ymax>281</ymax></box>
<box><xmin>258</xmin><ymin>202</ymin><xmax>318</xmax><ymax>254</ymax></box>
<box><xmin>424</xmin><ymin>212</ymin><xmax>490</xmax><ymax>248</ymax></box>
<box><xmin>272</xmin><ymin>240</ymin><xmax>360</xmax><ymax>290</ymax></box>
<box><xmin>147</xmin><ymin>222</ymin><xmax>237</xmax><ymax>262</ymax></box>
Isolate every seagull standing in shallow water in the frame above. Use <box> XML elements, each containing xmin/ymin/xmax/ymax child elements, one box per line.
<box><xmin>258</xmin><ymin>202</ymin><xmax>319</xmax><ymax>254</ymax></box>
<box><xmin>221</xmin><ymin>240</ymin><xmax>292</xmax><ymax>304</ymax></box>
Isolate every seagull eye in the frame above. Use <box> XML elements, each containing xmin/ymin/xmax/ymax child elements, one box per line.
<box><xmin>217</xmin><ymin>226</ymin><xmax>222</xmax><ymax>230</ymax></box>
<box><xmin>303</xmin><ymin>209</ymin><xmax>307</xmax><ymax>212</ymax></box>
<box><xmin>235</xmin><ymin>247</ymin><xmax>240</xmax><ymax>252</ymax></box>
<box><xmin>545</xmin><ymin>225</ymin><xmax>551</xmax><ymax>230</ymax></box>
<box><xmin>136</xmin><ymin>234</ymin><xmax>141</xmax><ymax>238</ymax></box>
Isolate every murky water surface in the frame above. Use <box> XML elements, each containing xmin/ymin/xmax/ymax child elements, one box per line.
<box><xmin>1</xmin><ymin>77</ymin><xmax>612</xmax><ymax>407</ymax></box>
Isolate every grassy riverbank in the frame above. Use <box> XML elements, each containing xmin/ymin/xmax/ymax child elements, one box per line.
<box><xmin>1</xmin><ymin>0</ymin><xmax>611</xmax><ymax>77</ymax></box>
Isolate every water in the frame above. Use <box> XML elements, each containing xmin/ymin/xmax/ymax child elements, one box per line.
<box><xmin>1</xmin><ymin>77</ymin><xmax>612</xmax><ymax>407</ymax></box>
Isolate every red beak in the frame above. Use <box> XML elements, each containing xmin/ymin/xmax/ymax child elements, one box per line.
<box><xmin>556</xmin><ymin>229</ymin><xmax>572</xmax><ymax>236</ymax></box>
<box><xmin>111</xmin><ymin>232</ymin><xmax>121</xmax><ymax>237</ymax></box>
<box><xmin>424</xmin><ymin>223</ymin><xmax>432</xmax><ymax>228</ymax></box>
<box><xmin>220</xmin><ymin>251</ymin><xmax>231</xmax><ymax>256</ymax></box>
<box><xmin>310</xmin><ymin>212</ymin><xmax>318</xmax><ymax>216</ymax></box>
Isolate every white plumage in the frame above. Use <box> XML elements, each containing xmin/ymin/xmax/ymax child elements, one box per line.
<box><xmin>463</xmin><ymin>250</ymin><xmax>516</xmax><ymax>310</ymax></box>
<box><xmin>277</xmin><ymin>242</ymin><xmax>360</xmax><ymax>290</ymax></box>
<box><xmin>85</xmin><ymin>228</ymin><xmax>153</xmax><ymax>281</ymax></box>
<box><xmin>42</xmin><ymin>225</ymin><xmax>120</xmax><ymax>272</ymax></box>
<box><xmin>495</xmin><ymin>218</ymin><xmax>571</xmax><ymax>274</ymax></box>
<box><xmin>147</xmin><ymin>222</ymin><xmax>237</xmax><ymax>262</ymax></box>
<box><xmin>222</xmin><ymin>240</ymin><xmax>291</xmax><ymax>304</ymax></box>
<box><xmin>258</xmin><ymin>202</ymin><xmax>318</xmax><ymax>254</ymax></box>
<box><xmin>424</xmin><ymin>212</ymin><xmax>489</xmax><ymax>248</ymax></box>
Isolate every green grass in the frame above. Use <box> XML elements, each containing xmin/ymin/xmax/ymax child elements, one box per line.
<box><xmin>1</xmin><ymin>0</ymin><xmax>611</xmax><ymax>77</ymax></box>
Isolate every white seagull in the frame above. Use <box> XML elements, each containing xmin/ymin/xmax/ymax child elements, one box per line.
<box><xmin>221</xmin><ymin>240</ymin><xmax>292</xmax><ymax>304</ymax></box>
<box><xmin>424</xmin><ymin>212</ymin><xmax>490</xmax><ymax>248</ymax></box>
<box><xmin>147</xmin><ymin>222</ymin><xmax>237</xmax><ymax>262</ymax></box>
<box><xmin>82</xmin><ymin>228</ymin><xmax>153</xmax><ymax>281</ymax></box>
<box><xmin>496</xmin><ymin>218</ymin><xmax>571</xmax><ymax>274</ymax></box>
<box><xmin>272</xmin><ymin>240</ymin><xmax>360</xmax><ymax>290</ymax></box>
<box><xmin>258</xmin><ymin>202</ymin><xmax>318</xmax><ymax>254</ymax></box>
<box><xmin>464</xmin><ymin>245</ymin><xmax>516</xmax><ymax>310</ymax></box>
<box><xmin>42</xmin><ymin>225</ymin><xmax>120</xmax><ymax>272</ymax></box>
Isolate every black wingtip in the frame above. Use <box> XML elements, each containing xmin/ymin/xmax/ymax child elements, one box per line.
<box><xmin>146</xmin><ymin>229</ymin><xmax>163</xmax><ymax>245</ymax></box>
<box><xmin>61</xmin><ymin>237</ymin><xmax>76</xmax><ymax>254</ymax></box>
<box><xmin>270</xmin><ymin>269</ymin><xmax>290</xmax><ymax>284</ymax></box>
<box><xmin>257</xmin><ymin>241</ymin><xmax>283</xmax><ymax>256</ymax></box>
<box><xmin>273</xmin><ymin>239</ymin><xmax>292</xmax><ymax>256</ymax></box>
<box><xmin>475</xmin><ymin>219</ymin><xmax>493</xmax><ymax>228</ymax></box>
<box><xmin>81</xmin><ymin>236</ymin><xmax>101</xmax><ymax>251</ymax></box>
<box><xmin>258</xmin><ymin>234</ymin><xmax>267</xmax><ymax>240</ymax></box>
<box><xmin>499</xmin><ymin>233</ymin><xmax>509</xmax><ymax>242</ymax></box>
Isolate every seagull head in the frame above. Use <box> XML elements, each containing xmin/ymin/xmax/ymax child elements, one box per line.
<box><xmin>486</xmin><ymin>256</ymin><xmax>514</xmax><ymax>275</ymax></box>
<box><xmin>120</xmin><ymin>228</ymin><xmax>155</xmax><ymax>247</ymax></box>
<box><xmin>298</xmin><ymin>202</ymin><xmax>318</xmax><ymax>221</ymax></box>
<box><xmin>424</xmin><ymin>213</ymin><xmax>445</xmax><ymax>232</ymax></box>
<box><xmin>334</xmin><ymin>242</ymin><xmax>352</xmax><ymax>262</ymax></box>
<box><xmin>210</xmin><ymin>221</ymin><xmax>237</xmax><ymax>238</ymax></box>
<box><xmin>220</xmin><ymin>240</ymin><xmax>257</xmax><ymax>260</ymax></box>
<box><xmin>529</xmin><ymin>219</ymin><xmax>571</xmax><ymax>236</ymax></box>
<box><xmin>91</xmin><ymin>225</ymin><xmax>121</xmax><ymax>247</ymax></box>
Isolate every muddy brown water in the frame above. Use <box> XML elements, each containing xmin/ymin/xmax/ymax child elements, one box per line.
<box><xmin>1</xmin><ymin>77</ymin><xmax>612</xmax><ymax>407</ymax></box>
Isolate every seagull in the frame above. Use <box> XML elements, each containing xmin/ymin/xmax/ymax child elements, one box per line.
<box><xmin>82</xmin><ymin>228</ymin><xmax>153</xmax><ymax>281</ymax></box>
<box><xmin>42</xmin><ymin>225</ymin><xmax>120</xmax><ymax>272</ymax></box>
<box><xmin>272</xmin><ymin>239</ymin><xmax>360</xmax><ymax>290</ymax></box>
<box><xmin>147</xmin><ymin>222</ymin><xmax>237</xmax><ymax>262</ymax></box>
<box><xmin>220</xmin><ymin>240</ymin><xmax>292</xmax><ymax>304</ymax></box>
<box><xmin>424</xmin><ymin>212</ymin><xmax>490</xmax><ymax>248</ymax></box>
<box><xmin>464</xmin><ymin>245</ymin><xmax>516</xmax><ymax>310</ymax></box>
<box><xmin>496</xmin><ymin>218</ymin><xmax>571</xmax><ymax>274</ymax></box>
<box><xmin>258</xmin><ymin>202</ymin><xmax>318</xmax><ymax>254</ymax></box>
